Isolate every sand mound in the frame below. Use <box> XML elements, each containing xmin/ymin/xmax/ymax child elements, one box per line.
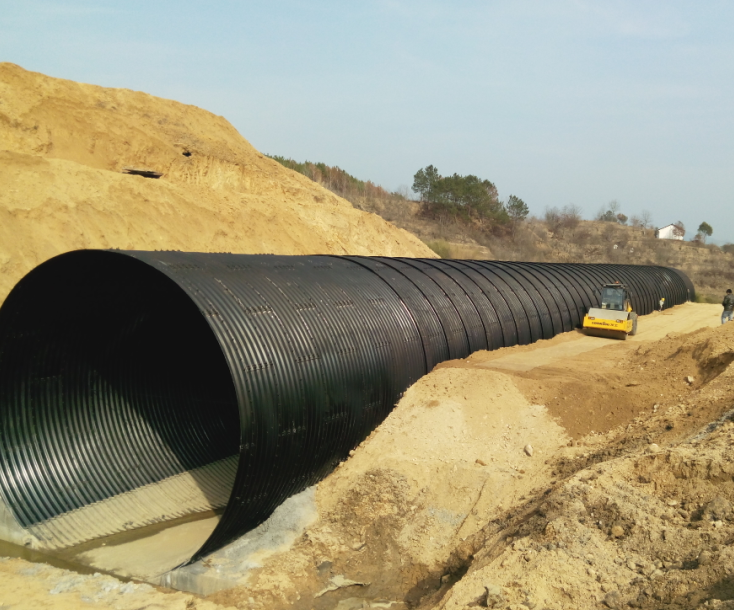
<box><xmin>0</xmin><ymin>63</ymin><xmax>433</xmax><ymax>304</ymax></box>
<box><xmin>405</xmin><ymin>321</ymin><xmax>734</xmax><ymax>610</ymax></box>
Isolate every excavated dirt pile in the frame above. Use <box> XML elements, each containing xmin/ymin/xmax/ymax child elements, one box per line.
<box><xmin>202</xmin><ymin>311</ymin><xmax>734</xmax><ymax>610</ymax></box>
<box><xmin>206</xmin><ymin>367</ymin><xmax>568</xmax><ymax>609</ymax></box>
<box><xmin>0</xmin><ymin>63</ymin><xmax>433</xmax><ymax>305</ymax></box>
<box><xmin>428</xmin><ymin>419</ymin><xmax>734</xmax><ymax>610</ymax></box>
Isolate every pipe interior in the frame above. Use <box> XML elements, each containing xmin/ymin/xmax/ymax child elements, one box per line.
<box><xmin>0</xmin><ymin>252</ymin><xmax>239</xmax><ymax>542</ymax></box>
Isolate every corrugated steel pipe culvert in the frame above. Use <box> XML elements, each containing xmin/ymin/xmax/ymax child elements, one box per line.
<box><xmin>0</xmin><ymin>250</ymin><xmax>695</xmax><ymax>562</ymax></box>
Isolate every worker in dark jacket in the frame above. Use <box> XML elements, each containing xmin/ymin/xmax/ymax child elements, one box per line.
<box><xmin>722</xmin><ymin>289</ymin><xmax>734</xmax><ymax>324</ymax></box>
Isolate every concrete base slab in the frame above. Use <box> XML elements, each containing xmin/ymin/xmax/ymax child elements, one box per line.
<box><xmin>1</xmin><ymin>483</ymin><xmax>317</xmax><ymax>596</ymax></box>
<box><xmin>157</xmin><ymin>486</ymin><xmax>317</xmax><ymax>595</ymax></box>
<box><xmin>0</xmin><ymin>496</ymin><xmax>38</xmax><ymax>548</ymax></box>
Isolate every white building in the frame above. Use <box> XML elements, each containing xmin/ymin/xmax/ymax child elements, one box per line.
<box><xmin>655</xmin><ymin>224</ymin><xmax>684</xmax><ymax>240</ymax></box>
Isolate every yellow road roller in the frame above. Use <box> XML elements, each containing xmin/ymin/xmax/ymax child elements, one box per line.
<box><xmin>582</xmin><ymin>283</ymin><xmax>638</xmax><ymax>340</ymax></box>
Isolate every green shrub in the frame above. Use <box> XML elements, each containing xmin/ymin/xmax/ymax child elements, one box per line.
<box><xmin>425</xmin><ymin>239</ymin><xmax>452</xmax><ymax>259</ymax></box>
<box><xmin>694</xmin><ymin>292</ymin><xmax>720</xmax><ymax>304</ymax></box>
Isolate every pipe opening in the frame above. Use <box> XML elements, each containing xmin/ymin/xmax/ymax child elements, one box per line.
<box><xmin>0</xmin><ymin>251</ymin><xmax>239</xmax><ymax>550</ymax></box>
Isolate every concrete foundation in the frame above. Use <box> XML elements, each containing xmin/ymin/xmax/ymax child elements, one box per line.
<box><xmin>1</xmin><ymin>479</ymin><xmax>316</xmax><ymax>596</ymax></box>
<box><xmin>0</xmin><ymin>496</ymin><xmax>37</xmax><ymax>548</ymax></box>
<box><xmin>157</xmin><ymin>486</ymin><xmax>317</xmax><ymax>595</ymax></box>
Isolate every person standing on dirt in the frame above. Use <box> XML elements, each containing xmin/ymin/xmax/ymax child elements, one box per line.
<box><xmin>659</xmin><ymin>297</ymin><xmax>665</xmax><ymax>312</ymax></box>
<box><xmin>721</xmin><ymin>289</ymin><xmax>734</xmax><ymax>324</ymax></box>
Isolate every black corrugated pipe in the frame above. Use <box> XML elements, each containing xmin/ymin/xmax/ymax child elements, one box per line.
<box><xmin>0</xmin><ymin>251</ymin><xmax>695</xmax><ymax>562</ymax></box>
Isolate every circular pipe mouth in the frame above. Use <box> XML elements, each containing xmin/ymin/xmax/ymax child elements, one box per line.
<box><xmin>0</xmin><ymin>251</ymin><xmax>239</xmax><ymax>551</ymax></box>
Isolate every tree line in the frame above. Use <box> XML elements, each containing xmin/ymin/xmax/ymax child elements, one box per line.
<box><xmin>589</xmin><ymin>201</ymin><xmax>714</xmax><ymax>244</ymax></box>
<box><xmin>412</xmin><ymin>165</ymin><xmax>528</xmax><ymax>233</ymax></box>
<box><xmin>268</xmin><ymin>156</ymin><xmax>530</xmax><ymax>236</ymax></box>
<box><xmin>267</xmin><ymin>155</ymin><xmax>393</xmax><ymax>202</ymax></box>
<box><xmin>269</xmin><ymin>155</ymin><xmax>718</xmax><ymax>248</ymax></box>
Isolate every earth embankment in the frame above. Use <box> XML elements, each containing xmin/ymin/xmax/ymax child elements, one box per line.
<box><xmin>0</xmin><ymin>63</ymin><xmax>433</xmax><ymax>306</ymax></box>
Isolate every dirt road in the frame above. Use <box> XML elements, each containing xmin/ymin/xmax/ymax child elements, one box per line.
<box><xmin>461</xmin><ymin>303</ymin><xmax>721</xmax><ymax>374</ymax></box>
<box><xmin>443</xmin><ymin>303</ymin><xmax>724</xmax><ymax>438</ymax></box>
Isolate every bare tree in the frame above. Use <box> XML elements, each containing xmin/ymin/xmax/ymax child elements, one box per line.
<box><xmin>546</xmin><ymin>204</ymin><xmax>583</xmax><ymax>234</ymax></box>
<box><xmin>672</xmin><ymin>221</ymin><xmax>686</xmax><ymax>238</ymax></box>
<box><xmin>595</xmin><ymin>206</ymin><xmax>615</xmax><ymax>222</ymax></box>
<box><xmin>595</xmin><ymin>201</ymin><xmax>622</xmax><ymax>223</ymax></box>
<box><xmin>561</xmin><ymin>204</ymin><xmax>582</xmax><ymax>229</ymax></box>
<box><xmin>640</xmin><ymin>210</ymin><xmax>653</xmax><ymax>229</ymax></box>
<box><xmin>394</xmin><ymin>185</ymin><xmax>410</xmax><ymax>199</ymax></box>
<box><xmin>544</xmin><ymin>206</ymin><xmax>562</xmax><ymax>233</ymax></box>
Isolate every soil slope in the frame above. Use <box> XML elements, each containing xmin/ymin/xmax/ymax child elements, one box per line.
<box><xmin>0</xmin><ymin>63</ymin><xmax>433</xmax><ymax>305</ymax></box>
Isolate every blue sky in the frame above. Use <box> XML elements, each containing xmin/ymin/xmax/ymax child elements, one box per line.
<box><xmin>2</xmin><ymin>1</ymin><xmax>733</xmax><ymax>241</ymax></box>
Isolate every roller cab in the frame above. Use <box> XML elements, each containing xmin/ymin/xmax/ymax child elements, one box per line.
<box><xmin>582</xmin><ymin>283</ymin><xmax>638</xmax><ymax>340</ymax></box>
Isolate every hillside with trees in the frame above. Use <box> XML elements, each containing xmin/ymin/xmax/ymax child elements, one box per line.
<box><xmin>269</xmin><ymin>155</ymin><xmax>732</xmax><ymax>301</ymax></box>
